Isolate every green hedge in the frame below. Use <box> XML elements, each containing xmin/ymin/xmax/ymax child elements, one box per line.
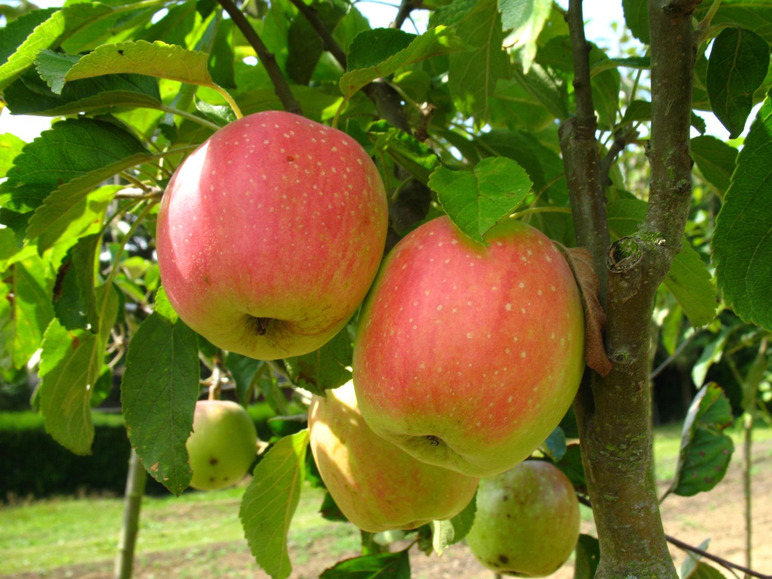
<box><xmin>0</xmin><ymin>403</ymin><xmax>282</xmax><ymax>501</ymax></box>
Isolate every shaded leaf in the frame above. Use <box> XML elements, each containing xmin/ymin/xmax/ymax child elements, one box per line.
<box><xmin>707</xmin><ymin>28</ymin><xmax>770</xmax><ymax>138</ymax></box>
<box><xmin>321</xmin><ymin>549</ymin><xmax>410</xmax><ymax>578</ymax></box>
<box><xmin>622</xmin><ymin>0</ymin><xmax>648</xmax><ymax>44</ymax></box>
<box><xmin>11</xmin><ymin>252</ymin><xmax>55</xmax><ymax>369</ymax></box>
<box><xmin>691</xmin><ymin>136</ymin><xmax>738</xmax><ymax>197</ymax></box>
<box><xmin>284</xmin><ymin>325</ymin><xmax>353</xmax><ymax>396</ymax></box>
<box><xmin>540</xmin><ymin>425</ymin><xmax>567</xmax><ymax>462</ymax></box>
<box><xmin>121</xmin><ymin>300</ymin><xmax>201</xmax><ymax>495</ymax></box>
<box><xmin>431</xmin><ymin>494</ymin><xmax>476</xmax><ymax>554</ymax></box>
<box><xmin>240</xmin><ymin>430</ymin><xmax>309</xmax><ymax>579</ymax></box>
<box><xmin>667</xmin><ymin>383</ymin><xmax>734</xmax><ymax>498</ymax></box>
<box><xmin>38</xmin><ymin>285</ymin><xmax>118</xmax><ymax>455</ymax></box>
<box><xmin>0</xmin><ymin>117</ymin><xmax>150</xmax><ymax>213</ymax></box>
<box><xmin>27</xmin><ymin>184</ymin><xmax>118</xmax><ymax>254</ymax></box>
<box><xmin>713</xmin><ymin>92</ymin><xmax>772</xmax><ymax>331</ymax></box>
<box><xmin>431</xmin><ymin>157</ymin><xmax>532</xmax><ymax>245</ymax></box>
<box><xmin>340</xmin><ymin>26</ymin><xmax>466</xmax><ymax>98</ymax></box>
<box><xmin>573</xmin><ymin>534</ymin><xmax>601</xmax><ymax>579</ymax></box>
<box><xmin>695</xmin><ymin>0</ymin><xmax>772</xmax><ymax>44</ymax></box>
<box><xmin>368</xmin><ymin>121</ymin><xmax>440</xmax><ymax>184</ymax></box>
<box><xmin>433</xmin><ymin>0</ymin><xmax>512</xmax><ymax>121</ymax></box>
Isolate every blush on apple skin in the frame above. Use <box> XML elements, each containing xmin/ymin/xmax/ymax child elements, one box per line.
<box><xmin>156</xmin><ymin>111</ymin><xmax>388</xmax><ymax>361</ymax></box>
<box><xmin>352</xmin><ymin>216</ymin><xmax>585</xmax><ymax>478</ymax></box>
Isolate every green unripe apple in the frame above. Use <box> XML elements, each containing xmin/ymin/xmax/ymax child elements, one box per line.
<box><xmin>466</xmin><ymin>460</ymin><xmax>580</xmax><ymax>577</ymax></box>
<box><xmin>186</xmin><ymin>400</ymin><xmax>258</xmax><ymax>491</ymax></box>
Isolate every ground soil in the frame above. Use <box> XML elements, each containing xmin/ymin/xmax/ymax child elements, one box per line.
<box><xmin>7</xmin><ymin>438</ymin><xmax>772</xmax><ymax>578</ymax></box>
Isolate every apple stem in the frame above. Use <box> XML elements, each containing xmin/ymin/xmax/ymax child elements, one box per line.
<box><xmin>208</xmin><ymin>365</ymin><xmax>223</xmax><ymax>401</ymax></box>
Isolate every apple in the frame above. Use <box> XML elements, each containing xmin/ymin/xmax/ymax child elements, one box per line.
<box><xmin>352</xmin><ymin>216</ymin><xmax>584</xmax><ymax>478</ymax></box>
<box><xmin>156</xmin><ymin>110</ymin><xmax>388</xmax><ymax>360</ymax></box>
<box><xmin>308</xmin><ymin>381</ymin><xmax>479</xmax><ymax>533</ymax></box>
<box><xmin>186</xmin><ymin>400</ymin><xmax>258</xmax><ymax>491</ymax></box>
<box><xmin>466</xmin><ymin>460</ymin><xmax>580</xmax><ymax>577</ymax></box>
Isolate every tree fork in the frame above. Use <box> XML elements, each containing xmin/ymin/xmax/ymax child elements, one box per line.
<box><xmin>560</xmin><ymin>0</ymin><xmax>701</xmax><ymax>575</ymax></box>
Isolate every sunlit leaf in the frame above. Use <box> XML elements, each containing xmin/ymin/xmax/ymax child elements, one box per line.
<box><xmin>240</xmin><ymin>430</ymin><xmax>309</xmax><ymax>579</ymax></box>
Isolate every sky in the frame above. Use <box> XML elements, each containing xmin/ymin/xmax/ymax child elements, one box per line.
<box><xmin>0</xmin><ymin>0</ymin><xmax>734</xmax><ymax>141</ymax></box>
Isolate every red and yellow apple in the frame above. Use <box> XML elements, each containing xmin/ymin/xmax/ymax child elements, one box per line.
<box><xmin>308</xmin><ymin>381</ymin><xmax>479</xmax><ymax>533</ymax></box>
<box><xmin>156</xmin><ymin>110</ymin><xmax>388</xmax><ymax>360</ymax></box>
<box><xmin>186</xmin><ymin>400</ymin><xmax>258</xmax><ymax>491</ymax></box>
<box><xmin>352</xmin><ymin>216</ymin><xmax>584</xmax><ymax>477</ymax></box>
<box><xmin>466</xmin><ymin>460</ymin><xmax>580</xmax><ymax>577</ymax></box>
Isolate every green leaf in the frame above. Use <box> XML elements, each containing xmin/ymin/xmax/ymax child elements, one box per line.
<box><xmin>71</xmin><ymin>234</ymin><xmax>102</xmax><ymax>332</ymax></box>
<box><xmin>284</xmin><ymin>326</ymin><xmax>353</xmax><ymax>396</ymax></box>
<box><xmin>509</xmin><ymin>63</ymin><xmax>569</xmax><ymax>121</ymax></box>
<box><xmin>607</xmin><ymin>199</ymin><xmax>717</xmax><ymax>327</ymax></box>
<box><xmin>662</xmin><ymin>242</ymin><xmax>717</xmax><ymax>328</ymax></box>
<box><xmin>320</xmin><ymin>549</ymin><xmax>410</xmax><ymax>578</ymax></box>
<box><xmin>707</xmin><ymin>28</ymin><xmax>770</xmax><ymax>138</ymax></box>
<box><xmin>34</xmin><ymin>49</ymin><xmax>79</xmax><ymax>93</ymax></box>
<box><xmin>347</xmin><ymin>28</ymin><xmax>416</xmax><ymax>71</ymax></box>
<box><xmin>12</xmin><ymin>252</ymin><xmax>55</xmax><ymax>369</ymax></box>
<box><xmin>121</xmin><ymin>310</ymin><xmax>201</xmax><ymax>495</ymax></box>
<box><xmin>27</xmin><ymin>184</ymin><xmax>118</xmax><ymax>254</ymax></box>
<box><xmin>589</xmin><ymin>45</ymin><xmax>621</xmax><ymax>130</ymax></box>
<box><xmin>64</xmin><ymin>40</ymin><xmax>214</xmax><ymax>87</ymax></box>
<box><xmin>431</xmin><ymin>494</ymin><xmax>476</xmax><ymax>555</ymax></box>
<box><xmin>0</xmin><ymin>7</ymin><xmax>64</xmax><ymax>91</ymax></box>
<box><xmin>540</xmin><ymin>426</ymin><xmax>567</xmax><ymax>462</ymax></box>
<box><xmin>431</xmin><ymin>156</ymin><xmax>532</xmax><ymax>244</ymax></box>
<box><xmin>691</xmin><ymin>135</ymin><xmax>738</xmax><ymax>197</ymax></box>
<box><xmin>0</xmin><ymin>117</ymin><xmax>150</xmax><ymax>213</ymax></box>
<box><xmin>556</xmin><ymin>443</ymin><xmax>586</xmax><ymax>492</ymax></box>
<box><xmin>38</xmin><ymin>285</ymin><xmax>118</xmax><ymax>455</ymax></box>
<box><xmin>4</xmin><ymin>67</ymin><xmax>162</xmax><ymax>117</ymax></box>
<box><xmin>573</xmin><ymin>534</ymin><xmax>601</xmax><ymax>579</ymax></box>
<box><xmin>240</xmin><ymin>430</ymin><xmax>309</xmax><ymax>579</ymax></box>
<box><xmin>367</xmin><ymin>121</ymin><xmax>440</xmax><ymax>184</ymax></box>
<box><xmin>339</xmin><ymin>26</ymin><xmax>466</xmax><ymax>99</ymax></box>
<box><xmin>713</xmin><ymin>92</ymin><xmax>772</xmax><ymax>331</ymax></box>
<box><xmin>695</xmin><ymin>0</ymin><xmax>772</xmax><ymax>45</ymax></box>
<box><xmin>38</xmin><ymin>325</ymin><xmax>99</xmax><ymax>455</ymax></box>
<box><xmin>622</xmin><ymin>0</ymin><xmax>648</xmax><ymax>44</ymax></box>
<box><xmin>497</xmin><ymin>0</ymin><xmax>551</xmax><ymax>71</ymax></box>
<box><xmin>476</xmin><ymin>129</ymin><xmax>568</xmax><ymax>205</ymax></box>
<box><xmin>668</xmin><ymin>383</ymin><xmax>734</xmax><ymax>498</ymax></box>
<box><xmin>0</xmin><ymin>133</ymin><xmax>25</xmax><ymax>178</ymax></box>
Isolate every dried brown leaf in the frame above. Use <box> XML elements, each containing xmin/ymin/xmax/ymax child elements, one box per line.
<box><xmin>556</xmin><ymin>244</ymin><xmax>613</xmax><ymax>377</ymax></box>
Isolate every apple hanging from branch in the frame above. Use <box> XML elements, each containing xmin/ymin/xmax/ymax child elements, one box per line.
<box><xmin>157</xmin><ymin>111</ymin><xmax>388</xmax><ymax>360</ymax></box>
<box><xmin>352</xmin><ymin>216</ymin><xmax>585</xmax><ymax>478</ymax></box>
<box><xmin>186</xmin><ymin>400</ymin><xmax>258</xmax><ymax>491</ymax></box>
<box><xmin>466</xmin><ymin>460</ymin><xmax>580</xmax><ymax>577</ymax></box>
<box><xmin>308</xmin><ymin>381</ymin><xmax>479</xmax><ymax>533</ymax></box>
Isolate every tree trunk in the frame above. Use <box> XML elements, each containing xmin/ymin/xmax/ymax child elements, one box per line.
<box><xmin>560</xmin><ymin>0</ymin><xmax>702</xmax><ymax>575</ymax></box>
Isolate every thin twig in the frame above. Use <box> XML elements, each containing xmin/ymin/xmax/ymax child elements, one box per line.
<box><xmin>216</xmin><ymin>0</ymin><xmax>302</xmax><ymax>115</ymax></box>
<box><xmin>285</xmin><ymin>0</ymin><xmax>347</xmax><ymax>67</ymax></box>
<box><xmin>599</xmin><ymin>126</ymin><xmax>638</xmax><ymax>192</ymax></box>
<box><xmin>391</xmin><ymin>0</ymin><xmax>415</xmax><ymax>30</ymax></box>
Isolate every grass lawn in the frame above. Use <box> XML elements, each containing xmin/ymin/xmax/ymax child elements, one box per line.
<box><xmin>2</xmin><ymin>424</ymin><xmax>770</xmax><ymax>575</ymax></box>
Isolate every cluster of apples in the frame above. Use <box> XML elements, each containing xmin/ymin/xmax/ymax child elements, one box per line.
<box><xmin>157</xmin><ymin>111</ymin><xmax>584</xmax><ymax>575</ymax></box>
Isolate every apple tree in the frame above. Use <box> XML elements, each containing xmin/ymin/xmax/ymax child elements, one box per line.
<box><xmin>1</xmin><ymin>0</ymin><xmax>771</xmax><ymax>577</ymax></box>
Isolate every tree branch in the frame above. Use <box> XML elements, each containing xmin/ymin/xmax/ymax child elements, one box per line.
<box><xmin>285</xmin><ymin>0</ymin><xmax>348</xmax><ymax>68</ymax></box>
<box><xmin>391</xmin><ymin>0</ymin><xmax>417</xmax><ymax>30</ymax></box>
<box><xmin>217</xmin><ymin>0</ymin><xmax>302</xmax><ymax>115</ymax></box>
<box><xmin>558</xmin><ymin>0</ymin><xmax>609</xmax><ymax>302</ymax></box>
